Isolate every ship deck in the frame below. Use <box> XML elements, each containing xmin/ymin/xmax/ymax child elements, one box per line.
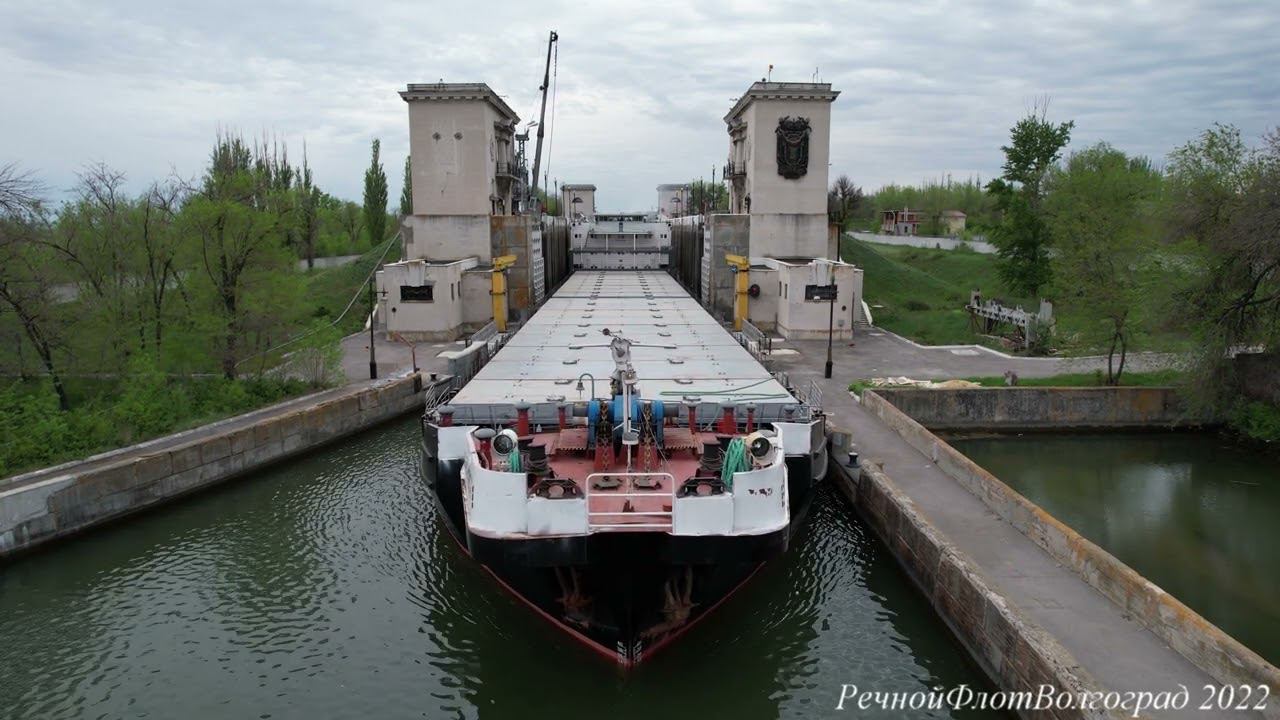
<box><xmin>449</xmin><ymin>270</ymin><xmax>796</xmax><ymax>407</ymax></box>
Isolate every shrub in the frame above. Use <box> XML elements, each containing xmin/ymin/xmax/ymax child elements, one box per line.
<box><xmin>288</xmin><ymin>321</ymin><xmax>344</xmax><ymax>388</ymax></box>
<box><xmin>1229</xmin><ymin>401</ymin><xmax>1280</xmax><ymax>443</ymax></box>
<box><xmin>904</xmin><ymin>299</ymin><xmax>931</xmax><ymax>311</ymax></box>
<box><xmin>113</xmin><ymin>354</ymin><xmax>184</xmax><ymax>441</ymax></box>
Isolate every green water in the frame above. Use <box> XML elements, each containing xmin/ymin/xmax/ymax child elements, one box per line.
<box><xmin>950</xmin><ymin>432</ymin><xmax>1280</xmax><ymax>665</ymax></box>
<box><xmin>0</xmin><ymin>417</ymin><xmax>993</xmax><ymax>719</ymax></box>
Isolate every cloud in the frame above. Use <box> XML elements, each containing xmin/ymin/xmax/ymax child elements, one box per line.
<box><xmin>0</xmin><ymin>0</ymin><xmax>1276</xmax><ymax>209</ymax></box>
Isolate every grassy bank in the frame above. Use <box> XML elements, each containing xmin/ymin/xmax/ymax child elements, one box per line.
<box><xmin>0</xmin><ymin>374</ymin><xmax>315</xmax><ymax>479</ymax></box>
<box><xmin>842</xmin><ymin>237</ymin><xmax>1191</xmax><ymax>355</ymax></box>
<box><xmin>303</xmin><ymin>235</ymin><xmax>402</xmax><ymax>335</ymax></box>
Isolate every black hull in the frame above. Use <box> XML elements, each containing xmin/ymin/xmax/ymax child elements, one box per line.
<box><xmin>423</xmin><ymin>439</ymin><xmax>823</xmax><ymax>665</ymax></box>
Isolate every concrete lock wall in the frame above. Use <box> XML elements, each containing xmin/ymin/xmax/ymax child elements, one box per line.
<box><xmin>490</xmin><ymin>215</ymin><xmax>537</xmax><ymax>319</ymax></box>
<box><xmin>706</xmin><ymin>213</ymin><xmax>751</xmax><ymax>321</ymax></box>
<box><xmin>870</xmin><ymin>386</ymin><xmax>1213</xmax><ymax>431</ymax></box>
<box><xmin>0</xmin><ymin>373</ymin><xmax>426</xmax><ymax>560</ymax></box>
<box><xmin>668</xmin><ymin>215</ymin><xmax>705</xmax><ymax>298</ymax></box>
<box><xmin>540</xmin><ymin>217</ymin><xmax>572</xmax><ymax>294</ymax></box>
<box><xmin>834</xmin><ymin>461</ymin><xmax>1109</xmax><ymax>719</ymax></box>
<box><xmin>861</xmin><ymin>388</ymin><xmax>1280</xmax><ymax>697</ymax></box>
<box><xmin>849</xmin><ymin>231</ymin><xmax>997</xmax><ymax>254</ymax></box>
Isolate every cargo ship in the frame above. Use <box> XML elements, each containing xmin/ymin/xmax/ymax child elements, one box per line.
<box><xmin>421</xmin><ymin>270</ymin><xmax>827</xmax><ymax>666</ymax></box>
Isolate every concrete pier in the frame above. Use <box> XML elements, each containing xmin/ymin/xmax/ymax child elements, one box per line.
<box><xmin>775</xmin><ymin>345</ymin><xmax>1278</xmax><ymax>718</ymax></box>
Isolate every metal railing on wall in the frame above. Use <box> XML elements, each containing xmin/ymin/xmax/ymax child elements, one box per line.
<box><xmin>739</xmin><ymin>320</ymin><xmax>772</xmax><ymax>361</ymax></box>
<box><xmin>447</xmin><ymin>321</ymin><xmax>511</xmax><ymax>391</ymax></box>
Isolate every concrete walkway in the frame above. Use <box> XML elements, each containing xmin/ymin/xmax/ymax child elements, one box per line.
<box><xmin>339</xmin><ymin>330</ymin><xmax>456</xmax><ymax>383</ymax></box>
<box><xmin>779</xmin><ymin>329</ymin><xmax>1179</xmax><ymax>382</ymax></box>
<box><xmin>773</xmin><ymin>341</ymin><xmax>1242</xmax><ymax>718</ymax></box>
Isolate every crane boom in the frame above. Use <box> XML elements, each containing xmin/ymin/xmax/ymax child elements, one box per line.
<box><xmin>528</xmin><ymin>30</ymin><xmax>557</xmax><ymax>213</ymax></box>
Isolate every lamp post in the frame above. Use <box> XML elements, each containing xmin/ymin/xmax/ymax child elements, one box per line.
<box><xmin>824</xmin><ymin>263</ymin><xmax>835</xmax><ymax>379</ymax></box>
<box><xmin>368</xmin><ymin>276</ymin><xmax>378</xmax><ymax>379</ymax></box>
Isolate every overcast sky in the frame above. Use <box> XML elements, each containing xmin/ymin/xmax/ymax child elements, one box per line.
<box><xmin>2</xmin><ymin>0</ymin><xmax>1277</xmax><ymax>211</ymax></box>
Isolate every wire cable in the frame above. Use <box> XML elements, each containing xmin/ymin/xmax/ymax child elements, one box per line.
<box><xmin>234</xmin><ymin>233</ymin><xmax>400</xmax><ymax>367</ymax></box>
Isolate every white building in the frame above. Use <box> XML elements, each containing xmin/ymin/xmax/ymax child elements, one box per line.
<box><xmin>377</xmin><ymin>82</ymin><xmax>542</xmax><ymax>341</ymax></box>
<box><xmin>560</xmin><ymin>184</ymin><xmax>597</xmax><ymax>224</ymax></box>
<box><xmin>725</xmin><ymin>82</ymin><xmax>839</xmax><ymax>260</ymax></box>
<box><xmin>657</xmin><ymin>183</ymin><xmax>691</xmax><ymax>219</ymax></box>
<box><xmin>692</xmin><ymin>80</ymin><xmax>862</xmax><ymax>339</ymax></box>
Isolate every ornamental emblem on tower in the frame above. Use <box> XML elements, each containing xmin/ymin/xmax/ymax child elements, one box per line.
<box><xmin>775</xmin><ymin>116</ymin><xmax>811</xmax><ymax>179</ymax></box>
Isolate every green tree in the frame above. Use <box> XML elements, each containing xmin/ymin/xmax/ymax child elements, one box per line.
<box><xmin>363</xmin><ymin>139</ymin><xmax>388</xmax><ymax>247</ymax></box>
<box><xmin>987</xmin><ymin>107</ymin><xmax>1074</xmax><ymax>296</ymax></box>
<box><xmin>134</xmin><ymin>178</ymin><xmax>186</xmax><ymax>351</ymax></box>
<box><xmin>1166</xmin><ymin>124</ymin><xmax>1280</xmax><ymax>406</ymax></box>
<box><xmin>688</xmin><ymin>179</ymin><xmax>727</xmax><ymax>214</ymax></box>
<box><xmin>296</xmin><ymin>147</ymin><xmax>321</xmax><ymax>269</ymax></box>
<box><xmin>399</xmin><ymin>155</ymin><xmax>412</xmax><ymax>216</ymax></box>
<box><xmin>183</xmin><ymin>133</ymin><xmax>295</xmax><ymax>378</ymax></box>
<box><xmin>534</xmin><ymin>187</ymin><xmax>559</xmax><ymax>216</ymax></box>
<box><xmin>1046</xmin><ymin>143</ymin><xmax>1162</xmax><ymax>384</ymax></box>
<box><xmin>0</xmin><ymin>164</ymin><xmax>71</xmax><ymax>409</ymax></box>
<box><xmin>827</xmin><ymin>175</ymin><xmax>863</xmax><ymax>230</ymax></box>
<box><xmin>338</xmin><ymin>201</ymin><xmax>363</xmax><ymax>250</ymax></box>
<box><xmin>867</xmin><ymin>176</ymin><xmax>997</xmax><ymax>234</ymax></box>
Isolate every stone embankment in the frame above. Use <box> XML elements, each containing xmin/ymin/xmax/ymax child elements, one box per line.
<box><xmin>867</xmin><ymin>386</ymin><xmax>1212</xmax><ymax>431</ymax></box>
<box><xmin>843</xmin><ymin>387</ymin><xmax>1278</xmax><ymax>717</ymax></box>
<box><xmin>1</xmin><ymin>372</ymin><xmax>427</xmax><ymax>559</ymax></box>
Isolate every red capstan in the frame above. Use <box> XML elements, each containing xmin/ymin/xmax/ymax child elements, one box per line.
<box><xmin>718</xmin><ymin>403</ymin><xmax>737</xmax><ymax>435</ymax></box>
<box><xmin>745</xmin><ymin>403</ymin><xmax>756</xmax><ymax>434</ymax></box>
<box><xmin>515</xmin><ymin>403</ymin><xmax>532</xmax><ymax>437</ymax></box>
<box><xmin>474</xmin><ymin>428</ymin><xmax>495</xmax><ymax>468</ymax></box>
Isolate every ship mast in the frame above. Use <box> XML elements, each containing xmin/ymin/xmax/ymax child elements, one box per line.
<box><xmin>528</xmin><ymin>30</ymin><xmax>558</xmax><ymax>213</ymax></box>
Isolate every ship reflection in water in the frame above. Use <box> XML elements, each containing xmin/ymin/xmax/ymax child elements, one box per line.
<box><xmin>0</xmin><ymin>417</ymin><xmax>990</xmax><ymax>719</ymax></box>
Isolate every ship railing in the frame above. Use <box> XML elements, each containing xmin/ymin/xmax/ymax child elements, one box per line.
<box><xmin>422</xmin><ymin>380</ymin><xmax>456</xmax><ymax>417</ymax></box>
<box><xmin>584</xmin><ymin>472</ymin><xmax>676</xmax><ymax>532</ymax></box>
<box><xmin>738</xmin><ymin>319</ymin><xmax>771</xmax><ymax>361</ymax></box>
<box><xmin>803</xmin><ymin>376</ymin><xmax>824</xmax><ymax>409</ymax></box>
<box><xmin>446</xmin><ymin>322</ymin><xmax>509</xmax><ymax>390</ymax></box>
<box><xmin>767</xmin><ymin>369</ymin><xmax>821</xmax><ymax>415</ymax></box>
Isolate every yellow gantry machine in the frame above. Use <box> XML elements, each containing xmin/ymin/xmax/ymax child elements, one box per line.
<box><xmin>725</xmin><ymin>254</ymin><xmax>750</xmax><ymax>331</ymax></box>
<box><xmin>491</xmin><ymin>254</ymin><xmax>517</xmax><ymax>332</ymax></box>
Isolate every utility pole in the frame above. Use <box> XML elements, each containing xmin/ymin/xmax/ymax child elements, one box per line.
<box><xmin>368</xmin><ymin>276</ymin><xmax>378</xmax><ymax>380</ymax></box>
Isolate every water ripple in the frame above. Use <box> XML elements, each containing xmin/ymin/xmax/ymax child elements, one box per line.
<box><xmin>0</xmin><ymin>418</ymin><xmax>991</xmax><ymax>719</ymax></box>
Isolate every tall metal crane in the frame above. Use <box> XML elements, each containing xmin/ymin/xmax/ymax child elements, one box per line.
<box><xmin>528</xmin><ymin>30</ymin><xmax>558</xmax><ymax>213</ymax></box>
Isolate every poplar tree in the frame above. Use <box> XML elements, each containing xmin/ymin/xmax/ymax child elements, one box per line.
<box><xmin>362</xmin><ymin>139</ymin><xmax>388</xmax><ymax>247</ymax></box>
<box><xmin>986</xmin><ymin>104</ymin><xmax>1074</xmax><ymax>296</ymax></box>
<box><xmin>399</xmin><ymin>155</ymin><xmax>412</xmax><ymax>216</ymax></box>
